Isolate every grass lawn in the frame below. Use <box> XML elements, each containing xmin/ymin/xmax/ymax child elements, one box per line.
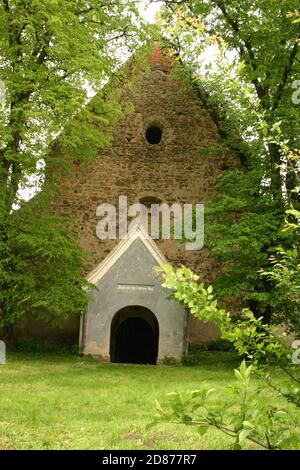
<box><xmin>0</xmin><ymin>351</ymin><xmax>289</xmax><ymax>450</ymax></box>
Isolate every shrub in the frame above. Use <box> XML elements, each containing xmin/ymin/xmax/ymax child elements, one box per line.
<box><xmin>13</xmin><ymin>339</ymin><xmax>78</xmax><ymax>355</ymax></box>
<box><xmin>162</xmin><ymin>355</ymin><xmax>179</xmax><ymax>366</ymax></box>
<box><xmin>207</xmin><ymin>338</ymin><xmax>235</xmax><ymax>352</ymax></box>
<box><xmin>153</xmin><ymin>361</ymin><xmax>300</xmax><ymax>450</ymax></box>
<box><xmin>182</xmin><ymin>345</ymin><xmax>206</xmax><ymax>366</ymax></box>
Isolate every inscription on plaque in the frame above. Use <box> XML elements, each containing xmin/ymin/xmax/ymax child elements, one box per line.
<box><xmin>117</xmin><ymin>284</ymin><xmax>154</xmax><ymax>293</ymax></box>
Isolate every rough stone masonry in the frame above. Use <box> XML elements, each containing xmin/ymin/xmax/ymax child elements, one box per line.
<box><xmin>18</xmin><ymin>45</ymin><xmax>240</xmax><ymax>354</ymax></box>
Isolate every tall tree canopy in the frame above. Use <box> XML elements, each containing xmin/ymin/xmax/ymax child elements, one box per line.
<box><xmin>158</xmin><ymin>0</ymin><xmax>300</xmax><ymax>329</ymax></box>
<box><xmin>0</xmin><ymin>0</ymin><xmax>151</xmax><ymax>334</ymax></box>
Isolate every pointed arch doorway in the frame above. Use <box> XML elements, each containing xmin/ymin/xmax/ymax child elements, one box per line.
<box><xmin>110</xmin><ymin>306</ymin><xmax>159</xmax><ymax>365</ymax></box>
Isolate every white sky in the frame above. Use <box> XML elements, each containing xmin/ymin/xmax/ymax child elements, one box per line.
<box><xmin>140</xmin><ymin>1</ymin><xmax>162</xmax><ymax>23</ymax></box>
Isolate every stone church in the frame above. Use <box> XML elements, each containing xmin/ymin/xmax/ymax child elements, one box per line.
<box><xmin>22</xmin><ymin>45</ymin><xmax>238</xmax><ymax>364</ymax></box>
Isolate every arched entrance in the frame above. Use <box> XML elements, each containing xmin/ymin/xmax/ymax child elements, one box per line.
<box><xmin>110</xmin><ymin>306</ymin><xmax>159</xmax><ymax>365</ymax></box>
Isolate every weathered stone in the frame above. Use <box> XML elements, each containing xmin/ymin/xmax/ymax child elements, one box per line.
<box><xmin>82</xmin><ymin>230</ymin><xmax>188</xmax><ymax>362</ymax></box>
<box><xmin>0</xmin><ymin>340</ymin><xmax>6</xmax><ymax>365</ymax></box>
<box><xmin>49</xmin><ymin>45</ymin><xmax>239</xmax><ymax>352</ymax></box>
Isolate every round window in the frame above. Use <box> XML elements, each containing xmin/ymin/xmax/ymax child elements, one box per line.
<box><xmin>145</xmin><ymin>125</ymin><xmax>162</xmax><ymax>145</ymax></box>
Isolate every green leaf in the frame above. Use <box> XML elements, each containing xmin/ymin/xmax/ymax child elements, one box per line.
<box><xmin>197</xmin><ymin>425</ymin><xmax>209</xmax><ymax>436</ymax></box>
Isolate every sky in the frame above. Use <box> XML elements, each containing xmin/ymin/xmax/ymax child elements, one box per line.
<box><xmin>140</xmin><ymin>1</ymin><xmax>162</xmax><ymax>23</ymax></box>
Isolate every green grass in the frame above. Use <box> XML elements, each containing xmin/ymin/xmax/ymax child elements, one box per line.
<box><xmin>0</xmin><ymin>352</ymin><xmax>288</xmax><ymax>450</ymax></box>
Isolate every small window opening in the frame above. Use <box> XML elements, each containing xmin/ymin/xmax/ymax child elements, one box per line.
<box><xmin>145</xmin><ymin>126</ymin><xmax>162</xmax><ymax>145</ymax></box>
<box><xmin>139</xmin><ymin>196</ymin><xmax>162</xmax><ymax>209</ymax></box>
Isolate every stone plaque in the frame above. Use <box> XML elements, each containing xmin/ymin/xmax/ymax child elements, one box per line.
<box><xmin>117</xmin><ymin>284</ymin><xmax>154</xmax><ymax>293</ymax></box>
<box><xmin>0</xmin><ymin>340</ymin><xmax>6</xmax><ymax>365</ymax></box>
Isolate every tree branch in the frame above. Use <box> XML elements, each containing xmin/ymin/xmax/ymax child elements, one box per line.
<box><xmin>214</xmin><ymin>1</ymin><xmax>268</xmax><ymax>103</ymax></box>
<box><xmin>272</xmin><ymin>32</ymin><xmax>300</xmax><ymax>110</ymax></box>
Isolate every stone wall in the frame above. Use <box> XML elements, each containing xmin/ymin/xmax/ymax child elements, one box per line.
<box><xmin>51</xmin><ymin>45</ymin><xmax>239</xmax><ymax>346</ymax></box>
<box><xmin>83</xmin><ymin>235</ymin><xmax>188</xmax><ymax>362</ymax></box>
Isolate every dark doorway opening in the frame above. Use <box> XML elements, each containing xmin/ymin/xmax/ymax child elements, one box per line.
<box><xmin>145</xmin><ymin>125</ymin><xmax>162</xmax><ymax>145</ymax></box>
<box><xmin>110</xmin><ymin>306</ymin><xmax>159</xmax><ymax>365</ymax></box>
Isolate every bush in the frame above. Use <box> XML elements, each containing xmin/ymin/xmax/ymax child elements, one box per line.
<box><xmin>182</xmin><ymin>345</ymin><xmax>206</xmax><ymax>366</ymax></box>
<box><xmin>153</xmin><ymin>361</ymin><xmax>300</xmax><ymax>450</ymax></box>
<box><xmin>162</xmin><ymin>355</ymin><xmax>179</xmax><ymax>366</ymax></box>
<box><xmin>183</xmin><ymin>343</ymin><xmax>237</xmax><ymax>366</ymax></box>
<box><xmin>207</xmin><ymin>338</ymin><xmax>235</xmax><ymax>352</ymax></box>
<box><xmin>12</xmin><ymin>339</ymin><xmax>79</xmax><ymax>355</ymax></box>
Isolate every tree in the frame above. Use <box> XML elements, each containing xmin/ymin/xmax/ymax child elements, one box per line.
<box><xmin>158</xmin><ymin>0</ymin><xmax>300</xmax><ymax>327</ymax></box>
<box><xmin>0</xmin><ymin>0</ymin><xmax>151</xmax><ymax>337</ymax></box>
<box><xmin>152</xmin><ymin>264</ymin><xmax>300</xmax><ymax>449</ymax></box>
<box><xmin>262</xmin><ymin>205</ymin><xmax>300</xmax><ymax>333</ymax></box>
<box><xmin>153</xmin><ymin>361</ymin><xmax>300</xmax><ymax>450</ymax></box>
<box><xmin>159</xmin><ymin>0</ymin><xmax>300</xmax><ymax>195</ymax></box>
<box><xmin>0</xmin><ymin>196</ymin><xmax>91</xmax><ymax>333</ymax></box>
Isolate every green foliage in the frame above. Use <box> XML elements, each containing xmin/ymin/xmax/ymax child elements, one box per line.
<box><xmin>182</xmin><ymin>349</ymin><xmax>239</xmax><ymax>368</ymax></box>
<box><xmin>159</xmin><ymin>0</ymin><xmax>300</xmax><ymax>329</ymax></box>
<box><xmin>182</xmin><ymin>348</ymin><xmax>204</xmax><ymax>367</ymax></box>
<box><xmin>162</xmin><ymin>355</ymin><xmax>179</xmax><ymax>366</ymax></box>
<box><xmin>0</xmin><ymin>199</ymin><xmax>91</xmax><ymax>327</ymax></box>
<box><xmin>203</xmin><ymin>155</ymin><xmax>299</xmax><ymax>332</ymax></box>
<box><xmin>0</xmin><ymin>0</ymin><xmax>149</xmax><ymax>193</ymax></box>
<box><xmin>204</xmin><ymin>169</ymin><xmax>290</xmax><ymax>321</ymax></box>
<box><xmin>157</xmin><ymin>265</ymin><xmax>288</xmax><ymax>365</ymax></box>
<box><xmin>154</xmin><ymin>2</ymin><xmax>300</xmax><ymax>449</ymax></box>
<box><xmin>153</xmin><ymin>361</ymin><xmax>300</xmax><ymax>450</ymax></box>
<box><xmin>157</xmin><ymin>263</ymin><xmax>300</xmax><ymax>410</ymax></box>
<box><xmin>0</xmin><ymin>352</ymin><xmax>289</xmax><ymax>450</ymax></box>
<box><xmin>0</xmin><ymin>1</ymin><xmax>153</xmax><ymax>329</ymax></box>
<box><xmin>13</xmin><ymin>339</ymin><xmax>78</xmax><ymax>355</ymax></box>
<box><xmin>261</xmin><ymin>207</ymin><xmax>300</xmax><ymax>332</ymax></box>
<box><xmin>183</xmin><ymin>342</ymin><xmax>234</xmax><ymax>366</ymax></box>
<box><xmin>207</xmin><ymin>338</ymin><xmax>234</xmax><ymax>352</ymax></box>
<box><xmin>161</xmin><ymin>0</ymin><xmax>300</xmax><ymax>166</ymax></box>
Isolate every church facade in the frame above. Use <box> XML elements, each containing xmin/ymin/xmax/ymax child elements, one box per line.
<box><xmin>82</xmin><ymin>226</ymin><xmax>188</xmax><ymax>363</ymax></box>
<box><xmin>49</xmin><ymin>45</ymin><xmax>238</xmax><ymax>363</ymax></box>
